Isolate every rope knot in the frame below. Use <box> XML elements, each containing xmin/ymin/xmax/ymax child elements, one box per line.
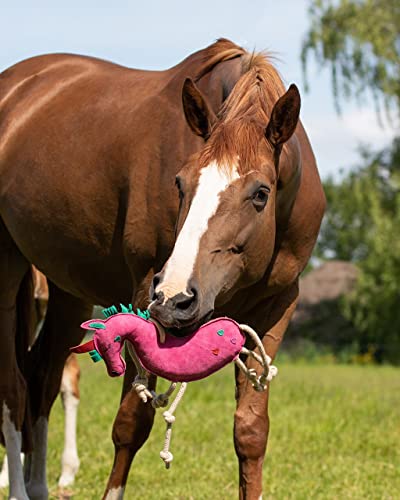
<box><xmin>151</xmin><ymin>393</ymin><xmax>170</xmax><ymax>408</ymax></box>
<box><xmin>237</xmin><ymin>324</ymin><xmax>278</xmax><ymax>393</ymax></box>
<box><xmin>160</xmin><ymin>450</ymin><xmax>174</xmax><ymax>467</ymax></box>
<box><xmin>163</xmin><ymin>411</ymin><xmax>176</xmax><ymax>424</ymax></box>
<box><xmin>132</xmin><ymin>375</ymin><xmax>151</xmax><ymax>403</ymax></box>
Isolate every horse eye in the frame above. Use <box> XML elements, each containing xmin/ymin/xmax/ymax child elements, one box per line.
<box><xmin>252</xmin><ymin>187</ymin><xmax>270</xmax><ymax>210</ymax></box>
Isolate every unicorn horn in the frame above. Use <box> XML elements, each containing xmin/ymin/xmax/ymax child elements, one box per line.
<box><xmin>70</xmin><ymin>339</ymin><xmax>95</xmax><ymax>354</ymax></box>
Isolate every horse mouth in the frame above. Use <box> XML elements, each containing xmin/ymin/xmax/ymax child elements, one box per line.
<box><xmin>161</xmin><ymin>310</ymin><xmax>214</xmax><ymax>338</ymax></box>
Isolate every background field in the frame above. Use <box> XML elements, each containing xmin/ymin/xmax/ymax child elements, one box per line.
<box><xmin>1</xmin><ymin>357</ymin><xmax>399</xmax><ymax>499</ymax></box>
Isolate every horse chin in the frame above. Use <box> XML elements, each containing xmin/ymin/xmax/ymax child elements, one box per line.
<box><xmin>165</xmin><ymin>310</ymin><xmax>214</xmax><ymax>338</ymax></box>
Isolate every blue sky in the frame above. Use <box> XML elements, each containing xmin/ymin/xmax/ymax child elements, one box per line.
<box><xmin>1</xmin><ymin>1</ymin><xmax>396</xmax><ymax>179</ymax></box>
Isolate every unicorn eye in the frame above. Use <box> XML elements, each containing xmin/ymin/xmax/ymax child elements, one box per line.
<box><xmin>252</xmin><ymin>186</ymin><xmax>270</xmax><ymax>211</ymax></box>
<box><xmin>114</xmin><ymin>336</ymin><xmax>121</xmax><ymax>342</ymax></box>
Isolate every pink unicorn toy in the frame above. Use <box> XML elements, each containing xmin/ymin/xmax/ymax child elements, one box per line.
<box><xmin>71</xmin><ymin>305</ymin><xmax>277</xmax><ymax>467</ymax></box>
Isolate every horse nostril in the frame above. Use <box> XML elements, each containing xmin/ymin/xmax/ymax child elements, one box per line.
<box><xmin>151</xmin><ymin>273</ymin><xmax>162</xmax><ymax>302</ymax></box>
<box><xmin>175</xmin><ymin>287</ymin><xmax>198</xmax><ymax>311</ymax></box>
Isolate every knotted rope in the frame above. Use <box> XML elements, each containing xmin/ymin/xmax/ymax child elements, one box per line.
<box><xmin>159</xmin><ymin>382</ymin><xmax>187</xmax><ymax>468</ymax></box>
<box><xmin>127</xmin><ymin>323</ymin><xmax>277</xmax><ymax>468</ymax></box>
<box><xmin>236</xmin><ymin>324</ymin><xmax>278</xmax><ymax>391</ymax></box>
<box><xmin>151</xmin><ymin>382</ymin><xmax>177</xmax><ymax>409</ymax></box>
<box><xmin>127</xmin><ymin>342</ymin><xmax>153</xmax><ymax>403</ymax></box>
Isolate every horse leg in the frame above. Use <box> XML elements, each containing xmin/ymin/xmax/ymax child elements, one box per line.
<box><xmin>58</xmin><ymin>353</ymin><xmax>80</xmax><ymax>488</ymax></box>
<box><xmin>234</xmin><ymin>283</ymin><xmax>299</xmax><ymax>500</ymax></box>
<box><xmin>0</xmin><ymin>455</ymin><xmax>9</xmax><ymax>488</ymax></box>
<box><xmin>0</xmin><ymin>226</ymin><xmax>33</xmax><ymax>500</ymax></box>
<box><xmin>234</xmin><ymin>361</ymin><xmax>269</xmax><ymax>500</ymax></box>
<box><xmin>0</xmin><ymin>454</ymin><xmax>25</xmax><ymax>489</ymax></box>
<box><xmin>103</xmin><ymin>353</ymin><xmax>157</xmax><ymax>500</ymax></box>
<box><xmin>25</xmin><ymin>282</ymin><xmax>91</xmax><ymax>499</ymax></box>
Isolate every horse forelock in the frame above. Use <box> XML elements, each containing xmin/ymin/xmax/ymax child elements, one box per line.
<box><xmin>198</xmin><ymin>50</ymin><xmax>288</xmax><ymax>176</ymax></box>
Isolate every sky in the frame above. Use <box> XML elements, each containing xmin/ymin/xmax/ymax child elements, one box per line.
<box><xmin>1</xmin><ymin>0</ymin><xmax>397</xmax><ymax>179</ymax></box>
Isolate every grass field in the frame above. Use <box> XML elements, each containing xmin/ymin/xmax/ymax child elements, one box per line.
<box><xmin>1</xmin><ymin>358</ymin><xmax>399</xmax><ymax>499</ymax></box>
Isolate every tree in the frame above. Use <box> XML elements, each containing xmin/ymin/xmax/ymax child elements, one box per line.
<box><xmin>302</xmin><ymin>0</ymin><xmax>400</xmax><ymax>121</ymax></box>
<box><xmin>302</xmin><ymin>0</ymin><xmax>400</xmax><ymax>362</ymax></box>
<box><xmin>316</xmin><ymin>141</ymin><xmax>400</xmax><ymax>262</ymax></box>
<box><xmin>341</xmin><ymin>139</ymin><xmax>400</xmax><ymax>362</ymax></box>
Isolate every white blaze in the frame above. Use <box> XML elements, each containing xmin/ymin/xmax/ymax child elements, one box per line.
<box><xmin>156</xmin><ymin>161</ymin><xmax>239</xmax><ymax>301</ymax></box>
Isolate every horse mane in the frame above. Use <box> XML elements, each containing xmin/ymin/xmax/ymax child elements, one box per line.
<box><xmin>194</xmin><ymin>38</ymin><xmax>247</xmax><ymax>83</ymax></box>
<box><xmin>197</xmin><ymin>43</ymin><xmax>288</xmax><ymax>174</ymax></box>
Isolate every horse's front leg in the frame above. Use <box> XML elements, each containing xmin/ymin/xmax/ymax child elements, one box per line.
<box><xmin>103</xmin><ymin>352</ymin><xmax>157</xmax><ymax>500</ymax></box>
<box><xmin>234</xmin><ymin>282</ymin><xmax>299</xmax><ymax>500</ymax></box>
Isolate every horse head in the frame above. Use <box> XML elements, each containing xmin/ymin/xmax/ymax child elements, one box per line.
<box><xmin>149</xmin><ymin>61</ymin><xmax>300</xmax><ymax>335</ymax></box>
<box><xmin>149</xmin><ymin>62</ymin><xmax>302</xmax><ymax>335</ymax></box>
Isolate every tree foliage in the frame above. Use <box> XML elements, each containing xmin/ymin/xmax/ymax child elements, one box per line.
<box><xmin>316</xmin><ymin>140</ymin><xmax>400</xmax><ymax>362</ymax></box>
<box><xmin>317</xmin><ymin>140</ymin><xmax>400</xmax><ymax>261</ymax></box>
<box><xmin>302</xmin><ymin>0</ymin><xmax>400</xmax><ymax>362</ymax></box>
<box><xmin>302</xmin><ymin>0</ymin><xmax>400</xmax><ymax>120</ymax></box>
<box><xmin>340</xmin><ymin>140</ymin><xmax>400</xmax><ymax>362</ymax></box>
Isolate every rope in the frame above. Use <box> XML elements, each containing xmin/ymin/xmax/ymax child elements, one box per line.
<box><xmin>148</xmin><ymin>317</ymin><xmax>167</xmax><ymax>344</ymax></box>
<box><xmin>236</xmin><ymin>324</ymin><xmax>278</xmax><ymax>391</ymax></box>
<box><xmin>159</xmin><ymin>382</ymin><xmax>187</xmax><ymax>469</ymax></box>
<box><xmin>124</xmin><ymin>322</ymin><xmax>277</xmax><ymax>469</ymax></box>
<box><xmin>127</xmin><ymin>342</ymin><xmax>154</xmax><ymax>403</ymax></box>
<box><xmin>151</xmin><ymin>382</ymin><xmax>177</xmax><ymax>409</ymax></box>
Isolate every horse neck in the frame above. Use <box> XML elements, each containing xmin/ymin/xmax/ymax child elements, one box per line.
<box><xmin>165</xmin><ymin>45</ymin><xmax>246</xmax><ymax>116</ymax></box>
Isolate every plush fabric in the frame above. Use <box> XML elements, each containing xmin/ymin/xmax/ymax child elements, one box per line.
<box><xmin>71</xmin><ymin>314</ymin><xmax>245</xmax><ymax>382</ymax></box>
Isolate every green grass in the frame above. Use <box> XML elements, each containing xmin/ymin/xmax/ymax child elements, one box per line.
<box><xmin>1</xmin><ymin>359</ymin><xmax>399</xmax><ymax>499</ymax></box>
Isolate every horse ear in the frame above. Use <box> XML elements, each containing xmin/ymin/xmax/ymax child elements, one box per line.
<box><xmin>182</xmin><ymin>78</ymin><xmax>216</xmax><ymax>140</ymax></box>
<box><xmin>266</xmin><ymin>84</ymin><xmax>301</xmax><ymax>147</ymax></box>
<box><xmin>81</xmin><ymin>319</ymin><xmax>106</xmax><ymax>330</ymax></box>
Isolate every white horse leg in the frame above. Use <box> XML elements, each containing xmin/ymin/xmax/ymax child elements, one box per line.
<box><xmin>2</xmin><ymin>403</ymin><xmax>29</xmax><ymax>500</ymax></box>
<box><xmin>104</xmin><ymin>486</ymin><xmax>125</xmax><ymax>500</ymax></box>
<box><xmin>0</xmin><ymin>453</ymin><xmax>25</xmax><ymax>489</ymax></box>
<box><xmin>25</xmin><ymin>416</ymin><xmax>48</xmax><ymax>500</ymax></box>
<box><xmin>0</xmin><ymin>454</ymin><xmax>9</xmax><ymax>489</ymax></box>
<box><xmin>58</xmin><ymin>357</ymin><xmax>80</xmax><ymax>488</ymax></box>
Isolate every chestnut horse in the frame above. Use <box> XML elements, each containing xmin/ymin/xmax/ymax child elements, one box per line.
<box><xmin>0</xmin><ymin>39</ymin><xmax>325</xmax><ymax>499</ymax></box>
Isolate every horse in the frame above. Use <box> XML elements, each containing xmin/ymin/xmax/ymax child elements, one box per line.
<box><xmin>30</xmin><ymin>269</ymin><xmax>81</xmax><ymax>490</ymax></box>
<box><xmin>0</xmin><ymin>39</ymin><xmax>325</xmax><ymax>499</ymax></box>
<box><xmin>0</xmin><ymin>268</ymin><xmax>81</xmax><ymax>491</ymax></box>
